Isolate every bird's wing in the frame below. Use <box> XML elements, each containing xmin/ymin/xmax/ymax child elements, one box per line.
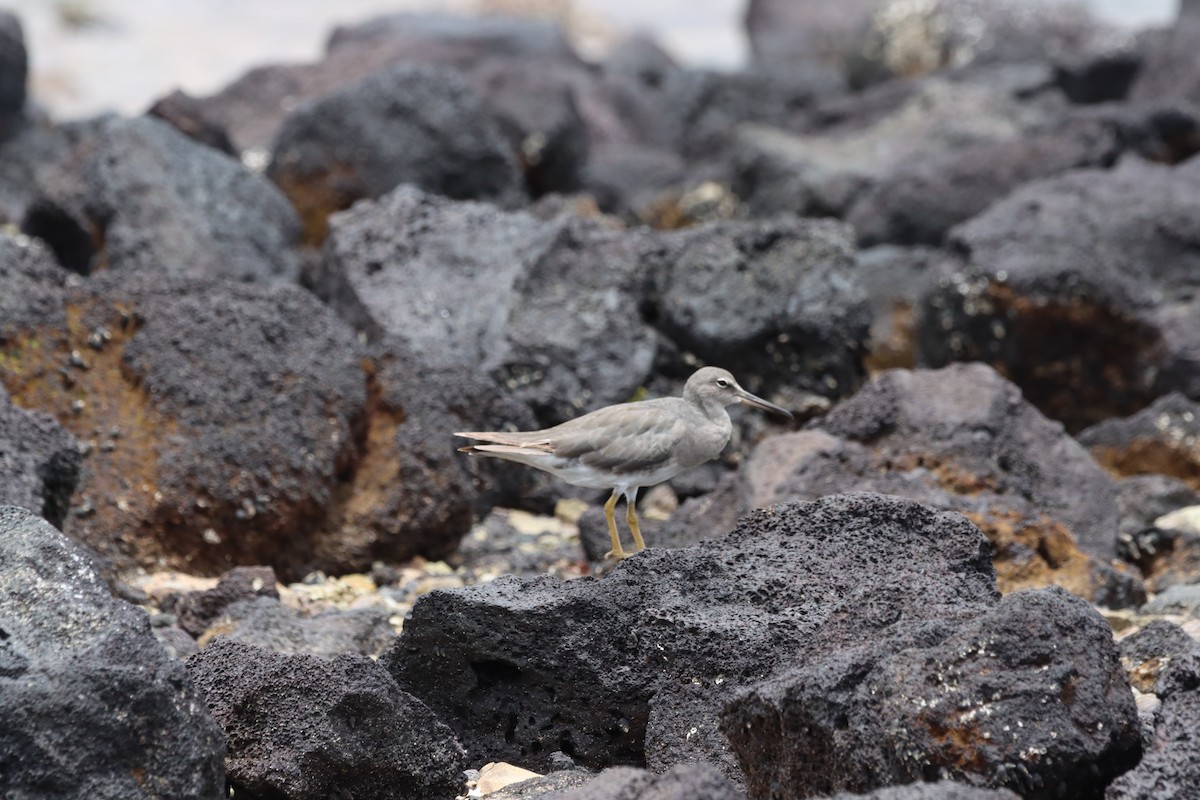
<box><xmin>453</xmin><ymin>430</ymin><xmax>555</xmax><ymax>451</ymax></box>
<box><xmin>548</xmin><ymin>402</ymin><xmax>687</xmax><ymax>472</ymax></box>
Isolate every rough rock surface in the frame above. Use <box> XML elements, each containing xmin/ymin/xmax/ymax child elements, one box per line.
<box><xmin>724</xmin><ymin>588</ymin><xmax>1140</xmax><ymax>800</ymax></box>
<box><xmin>1079</xmin><ymin>393</ymin><xmax>1200</xmax><ymax>491</ymax></box>
<box><xmin>535</xmin><ymin>764</ymin><xmax>747</xmax><ymax>800</ymax></box>
<box><xmin>0</xmin><ymin>383</ymin><xmax>80</xmax><ymax>528</ymax></box>
<box><xmin>919</xmin><ymin>157</ymin><xmax>1200</xmax><ymax>432</ymax></box>
<box><xmin>268</xmin><ymin>63</ymin><xmax>522</xmax><ymax>243</ymax></box>
<box><xmin>650</xmin><ymin>217</ymin><xmax>867</xmax><ymax>399</ymax></box>
<box><xmin>173</xmin><ymin>566</ymin><xmax>279</xmax><ymax>637</ymax></box>
<box><xmin>188</xmin><ymin>638</ymin><xmax>465</xmax><ymax>800</ymax></box>
<box><xmin>1113</xmin><ymin>475</ymin><xmax>1200</xmax><ymax>592</ymax></box>
<box><xmin>737</xmin><ymin>364</ymin><xmax>1140</xmax><ymax>606</ymax></box>
<box><xmin>1130</xmin><ymin>0</ymin><xmax>1200</xmax><ymax>106</ymax></box>
<box><xmin>386</xmin><ymin>493</ymin><xmax>998</xmax><ymax>776</ymax></box>
<box><xmin>0</xmin><ymin>272</ymin><xmax>368</xmax><ymax>578</ymax></box>
<box><xmin>313</xmin><ymin>185</ymin><xmax>657</xmax><ymax>426</ymax></box>
<box><xmin>23</xmin><ymin>115</ymin><xmax>300</xmax><ymax>281</ymax></box>
<box><xmin>824</xmin><ymin>783</ymin><xmax>1020</xmax><ymax>800</ymax></box>
<box><xmin>0</xmin><ymin>505</ymin><xmax>225</xmax><ymax>799</ymax></box>
<box><xmin>198</xmin><ymin>596</ymin><xmax>394</xmax><ymax>658</ymax></box>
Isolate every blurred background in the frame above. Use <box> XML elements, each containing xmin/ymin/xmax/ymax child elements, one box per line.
<box><xmin>7</xmin><ymin>0</ymin><xmax>1180</xmax><ymax>120</ymax></box>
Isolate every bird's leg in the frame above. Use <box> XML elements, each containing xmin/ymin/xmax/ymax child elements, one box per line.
<box><xmin>603</xmin><ymin>490</ymin><xmax>628</xmax><ymax>560</ymax></box>
<box><xmin>625</xmin><ymin>487</ymin><xmax>646</xmax><ymax>551</ymax></box>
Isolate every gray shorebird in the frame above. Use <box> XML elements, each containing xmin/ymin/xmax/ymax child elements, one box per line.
<box><xmin>455</xmin><ymin>367</ymin><xmax>791</xmax><ymax>559</ymax></box>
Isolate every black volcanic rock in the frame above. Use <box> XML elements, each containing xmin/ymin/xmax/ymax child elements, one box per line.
<box><xmin>174</xmin><ymin>566</ymin><xmax>279</xmax><ymax>637</ymax></box>
<box><xmin>724</xmin><ymin>587</ymin><xmax>1140</xmax><ymax>800</ymax></box>
<box><xmin>0</xmin><ymin>384</ymin><xmax>80</xmax><ymax>528</ymax></box>
<box><xmin>188</xmin><ymin>638</ymin><xmax>464</xmax><ymax>800</ymax></box>
<box><xmin>0</xmin><ymin>10</ymin><xmax>27</xmax><ymax>135</ymax></box>
<box><xmin>23</xmin><ymin>115</ymin><xmax>300</xmax><ymax>281</ymax></box>
<box><xmin>147</xmin><ymin>89</ymin><xmax>237</xmax><ymax>155</ymax></box>
<box><xmin>651</xmin><ymin>217</ymin><xmax>867</xmax><ymax>400</ymax></box>
<box><xmin>314</xmin><ymin>185</ymin><xmax>657</xmax><ymax>426</ymax></box>
<box><xmin>734</xmin><ymin>364</ymin><xmax>1141</xmax><ymax>606</ymax></box>
<box><xmin>384</xmin><ymin>493</ymin><xmax>1001</xmax><ymax>776</ymax></box>
<box><xmin>824</xmin><ymin>784</ymin><xmax>1019</xmax><ymax>800</ymax></box>
<box><xmin>197</xmin><ymin>596</ymin><xmax>394</xmax><ymax>658</ymax></box>
<box><xmin>919</xmin><ymin>156</ymin><xmax>1200</xmax><ymax>432</ymax></box>
<box><xmin>0</xmin><ymin>506</ymin><xmax>225</xmax><ymax>799</ymax></box>
<box><xmin>539</xmin><ymin>764</ymin><xmax>747</xmax><ymax>800</ymax></box>
<box><xmin>267</xmin><ymin>63</ymin><xmax>523</xmax><ymax>243</ymax></box>
<box><xmin>1079</xmin><ymin>393</ymin><xmax>1200</xmax><ymax>492</ymax></box>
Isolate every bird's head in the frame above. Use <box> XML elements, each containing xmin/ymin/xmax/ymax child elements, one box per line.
<box><xmin>685</xmin><ymin>367</ymin><xmax>792</xmax><ymax>418</ymax></box>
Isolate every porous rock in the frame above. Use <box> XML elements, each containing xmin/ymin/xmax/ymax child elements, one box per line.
<box><xmin>384</xmin><ymin>493</ymin><xmax>1001</xmax><ymax>776</ymax></box>
<box><xmin>535</xmin><ymin>764</ymin><xmax>746</xmax><ymax>800</ymax></box>
<box><xmin>198</xmin><ymin>595</ymin><xmax>394</xmax><ymax>659</ymax></box>
<box><xmin>724</xmin><ymin>587</ymin><xmax>1141</xmax><ymax>800</ymax></box>
<box><xmin>737</xmin><ymin>364</ymin><xmax>1141</xmax><ymax>606</ymax></box>
<box><xmin>23</xmin><ymin>114</ymin><xmax>300</xmax><ymax>281</ymax></box>
<box><xmin>1079</xmin><ymin>393</ymin><xmax>1200</xmax><ymax>491</ymax></box>
<box><xmin>268</xmin><ymin>63</ymin><xmax>523</xmax><ymax>243</ymax></box>
<box><xmin>313</xmin><ymin>185</ymin><xmax>656</xmax><ymax>426</ymax></box>
<box><xmin>1112</xmin><ymin>475</ymin><xmax>1200</xmax><ymax>592</ymax></box>
<box><xmin>823</xmin><ymin>783</ymin><xmax>1019</xmax><ymax>800</ymax></box>
<box><xmin>0</xmin><ymin>272</ymin><xmax>369</xmax><ymax>578</ymax></box>
<box><xmin>650</xmin><ymin>216</ymin><xmax>867</xmax><ymax>400</ymax></box>
<box><xmin>188</xmin><ymin>637</ymin><xmax>464</xmax><ymax>800</ymax></box>
<box><xmin>174</xmin><ymin>565</ymin><xmax>279</xmax><ymax>637</ymax></box>
<box><xmin>919</xmin><ymin>157</ymin><xmax>1200</xmax><ymax>432</ymax></box>
<box><xmin>0</xmin><ymin>505</ymin><xmax>225</xmax><ymax>799</ymax></box>
<box><xmin>0</xmin><ymin>382</ymin><xmax>79</xmax><ymax>529</ymax></box>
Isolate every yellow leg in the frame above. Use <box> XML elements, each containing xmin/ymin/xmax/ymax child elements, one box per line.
<box><xmin>626</xmin><ymin>490</ymin><xmax>646</xmax><ymax>551</ymax></box>
<box><xmin>603</xmin><ymin>491</ymin><xmax>628</xmax><ymax>560</ymax></box>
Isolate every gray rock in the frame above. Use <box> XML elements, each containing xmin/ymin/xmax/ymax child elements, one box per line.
<box><xmin>0</xmin><ymin>382</ymin><xmax>80</xmax><ymax>529</ymax></box>
<box><xmin>651</xmin><ymin>217</ymin><xmax>867</xmax><ymax>400</ymax></box>
<box><xmin>1079</xmin><ymin>393</ymin><xmax>1200</xmax><ymax>492</ymax></box>
<box><xmin>1142</xmin><ymin>584</ymin><xmax>1200</xmax><ymax>616</ymax></box>
<box><xmin>0</xmin><ymin>10</ymin><xmax>27</xmax><ymax>135</ymax></box>
<box><xmin>540</xmin><ymin>764</ymin><xmax>746</xmax><ymax>800</ymax></box>
<box><xmin>0</xmin><ymin>230</ymin><xmax>67</xmax><ymax>333</ymax></box>
<box><xmin>314</xmin><ymin>185</ymin><xmax>657</xmax><ymax>426</ymax></box>
<box><xmin>484</xmin><ymin>770</ymin><xmax>595</xmax><ymax>799</ymax></box>
<box><xmin>200</xmin><ymin>595</ymin><xmax>394</xmax><ymax>658</ymax></box>
<box><xmin>147</xmin><ymin>89</ymin><xmax>237</xmax><ymax>155</ymax></box>
<box><xmin>0</xmin><ymin>505</ymin><xmax>225</xmax><ymax>799</ymax></box>
<box><xmin>724</xmin><ymin>587</ymin><xmax>1141</xmax><ymax>799</ymax></box>
<box><xmin>267</xmin><ymin>63</ymin><xmax>523</xmax><ymax>243</ymax></box>
<box><xmin>743</xmin><ymin>0</ymin><xmax>873</xmax><ymax>83</ymax></box>
<box><xmin>1106</xmin><ymin>675</ymin><xmax>1200</xmax><ymax>799</ymax></box>
<box><xmin>174</xmin><ymin>566</ymin><xmax>279</xmax><ymax>637</ymax></box>
<box><xmin>920</xmin><ymin>157</ymin><xmax>1200</xmax><ymax>432</ymax></box>
<box><xmin>1113</xmin><ymin>475</ymin><xmax>1200</xmax><ymax>592</ymax></box>
<box><xmin>822</xmin><ymin>783</ymin><xmax>1020</xmax><ymax>800</ymax></box>
<box><xmin>384</xmin><ymin>493</ymin><xmax>1000</xmax><ymax>777</ymax></box>
<box><xmin>188</xmin><ymin>637</ymin><xmax>464</xmax><ymax>800</ymax></box>
<box><xmin>1130</xmin><ymin>0</ymin><xmax>1200</xmax><ymax>106</ymax></box>
<box><xmin>24</xmin><ymin>115</ymin><xmax>300</xmax><ymax>281</ymax></box>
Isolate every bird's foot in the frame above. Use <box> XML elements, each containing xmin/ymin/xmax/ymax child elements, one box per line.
<box><xmin>604</xmin><ymin>548</ymin><xmax>630</xmax><ymax>561</ymax></box>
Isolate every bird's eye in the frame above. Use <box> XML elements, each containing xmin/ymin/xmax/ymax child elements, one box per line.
<box><xmin>716</xmin><ymin>378</ymin><xmax>730</xmax><ymax>388</ymax></box>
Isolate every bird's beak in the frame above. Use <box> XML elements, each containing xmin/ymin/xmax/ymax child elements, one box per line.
<box><xmin>735</xmin><ymin>387</ymin><xmax>793</xmax><ymax>419</ymax></box>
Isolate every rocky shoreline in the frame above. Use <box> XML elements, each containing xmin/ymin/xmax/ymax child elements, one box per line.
<box><xmin>4</xmin><ymin>1</ymin><xmax>1200</xmax><ymax>798</ymax></box>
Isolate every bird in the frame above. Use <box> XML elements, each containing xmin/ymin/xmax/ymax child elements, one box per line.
<box><xmin>455</xmin><ymin>367</ymin><xmax>792</xmax><ymax>559</ymax></box>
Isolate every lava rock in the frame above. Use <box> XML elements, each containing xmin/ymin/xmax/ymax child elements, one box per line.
<box><xmin>267</xmin><ymin>63</ymin><xmax>523</xmax><ymax>243</ymax></box>
<box><xmin>0</xmin><ymin>10</ymin><xmax>27</xmax><ymax>135</ymax></box>
<box><xmin>188</xmin><ymin>637</ymin><xmax>464</xmax><ymax>800</ymax></box>
<box><xmin>0</xmin><ymin>272</ymin><xmax>369</xmax><ymax>579</ymax></box>
<box><xmin>539</xmin><ymin>764</ymin><xmax>746</xmax><ymax>800</ymax></box>
<box><xmin>919</xmin><ymin>157</ymin><xmax>1200</xmax><ymax>432</ymax></box>
<box><xmin>147</xmin><ymin>89</ymin><xmax>237</xmax><ymax>155</ymax></box>
<box><xmin>0</xmin><ymin>384</ymin><xmax>80</xmax><ymax>529</ymax></box>
<box><xmin>0</xmin><ymin>228</ymin><xmax>68</xmax><ymax>331</ymax></box>
<box><xmin>0</xmin><ymin>505</ymin><xmax>225</xmax><ymax>799</ymax></box>
<box><xmin>724</xmin><ymin>587</ymin><xmax>1141</xmax><ymax>799</ymax></box>
<box><xmin>650</xmin><ymin>217</ymin><xmax>868</xmax><ymax>400</ymax></box>
<box><xmin>23</xmin><ymin>115</ymin><xmax>300</xmax><ymax>281</ymax></box>
<box><xmin>736</xmin><ymin>365</ymin><xmax>1140</xmax><ymax>609</ymax></box>
<box><xmin>384</xmin><ymin>493</ymin><xmax>1001</xmax><ymax>777</ymax></box>
<box><xmin>1079</xmin><ymin>393</ymin><xmax>1200</xmax><ymax>491</ymax></box>
<box><xmin>743</xmin><ymin>0</ymin><xmax>873</xmax><ymax>83</ymax></box>
<box><xmin>845</xmin><ymin>117</ymin><xmax>1121</xmax><ymax>246</ymax></box>
<box><xmin>733</xmin><ymin>79</ymin><xmax>1060</xmax><ymax>221</ymax></box>
<box><xmin>1130</xmin><ymin>0</ymin><xmax>1200</xmax><ymax>106</ymax></box>
<box><xmin>174</xmin><ymin>566</ymin><xmax>279</xmax><ymax>637</ymax></box>
<box><xmin>823</xmin><ymin>784</ymin><xmax>1020</xmax><ymax>800</ymax></box>
<box><xmin>314</xmin><ymin>185</ymin><xmax>657</xmax><ymax>426</ymax></box>
<box><xmin>199</xmin><ymin>596</ymin><xmax>394</xmax><ymax>658</ymax></box>
<box><xmin>1113</xmin><ymin>475</ymin><xmax>1200</xmax><ymax>592</ymax></box>
<box><xmin>1118</xmin><ymin>619</ymin><xmax>1196</xmax><ymax>694</ymax></box>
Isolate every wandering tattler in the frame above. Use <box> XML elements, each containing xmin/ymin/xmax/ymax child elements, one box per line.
<box><xmin>455</xmin><ymin>367</ymin><xmax>791</xmax><ymax>559</ymax></box>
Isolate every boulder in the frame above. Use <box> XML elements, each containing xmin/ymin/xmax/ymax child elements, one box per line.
<box><xmin>0</xmin><ymin>381</ymin><xmax>80</xmax><ymax>529</ymax></box>
<box><xmin>534</xmin><ymin>764</ymin><xmax>746</xmax><ymax>800</ymax></box>
<box><xmin>146</xmin><ymin>89</ymin><xmax>237</xmax><ymax>155</ymax></box>
<box><xmin>919</xmin><ymin>157</ymin><xmax>1200</xmax><ymax>432</ymax></box>
<box><xmin>173</xmin><ymin>565</ymin><xmax>279</xmax><ymax>637</ymax></box>
<box><xmin>197</xmin><ymin>595</ymin><xmax>394</xmax><ymax>659</ymax></box>
<box><xmin>267</xmin><ymin>63</ymin><xmax>523</xmax><ymax>244</ymax></box>
<box><xmin>0</xmin><ymin>505</ymin><xmax>225</xmax><ymax>799</ymax></box>
<box><xmin>734</xmin><ymin>364</ymin><xmax>1141</xmax><ymax>606</ymax></box>
<box><xmin>23</xmin><ymin>115</ymin><xmax>300</xmax><ymax>281</ymax></box>
<box><xmin>724</xmin><ymin>588</ymin><xmax>1140</xmax><ymax>799</ymax></box>
<box><xmin>1079</xmin><ymin>393</ymin><xmax>1200</xmax><ymax>491</ymax></box>
<box><xmin>824</xmin><ymin>784</ymin><xmax>1019</xmax><ymax>800</ymax></box>
<box><xmin>0</xmin><ymin>272</ymin><xmax>370</xmax><ymax>578</ymax></box>
<box><xmin>188</xmin><ymin>638</ymin><xmax>465</xmax><ymax>800</ymax></box>
<box><xmin>313</xmin><ymin>185</ymin><xmax>657</xmax><ymax>426</ymax></box>
<box><xmin>384</xmin><ymin>493</ymin><xmax>1001</xmax><ymax>776</ymax></box>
